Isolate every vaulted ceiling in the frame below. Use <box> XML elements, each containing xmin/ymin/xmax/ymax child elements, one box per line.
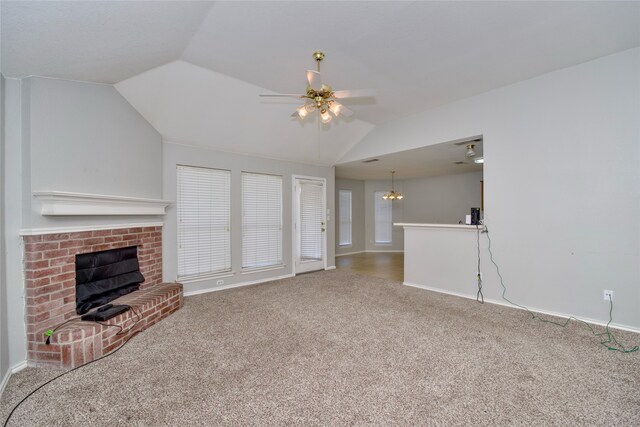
<box><xmin>2</xmin><ymin>1</ymin><xmax>639</xmax><ymax>165</ymax></box>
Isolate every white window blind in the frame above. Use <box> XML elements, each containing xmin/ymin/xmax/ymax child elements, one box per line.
<box><xmin>242</xmin><ymin>173</ymin><xmax>283</xmax><ymax>269</ymax></box>
<box><xmin>177</xmin><ymin>165</ymin><xmax>231</xmax><ymax>279</ymax></box>
<box><xmin>374</xmin><ymin>191</ymin><xmax>392</xmax><ymax>244</ymax></box>
<box><xmin>338</xmin><ymin>190</ymin><xmax>352</xmax><ymax>246</ymax></box>
<box><xmin>299</xmin><ymin>181</ymin><xmax>324</xmax><ymax>261</ymax></box>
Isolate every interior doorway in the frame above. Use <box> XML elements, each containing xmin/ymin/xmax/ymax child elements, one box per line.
<box><xmin>293</xmin><ymin>176</ymin><xmax>327</xmax><ymax>274</ymax></box>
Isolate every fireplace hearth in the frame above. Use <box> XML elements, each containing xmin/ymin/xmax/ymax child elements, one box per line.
<box><xmin>23</xmin><ymin>225</ymin><xmax>183</xmax><ymax>368</ymax></box>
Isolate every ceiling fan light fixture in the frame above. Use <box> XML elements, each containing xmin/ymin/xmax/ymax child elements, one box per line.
<box><xmin>329</xmin><ymin>102</ymin><xmax>342</xmax><ymax>116</ymax></box>
<box><xmin>297</xmin><ymin>105</ymin><xmax>310</xmax><ymax>118</ymax></box>
<box><xmin>320</xmin><ymin>109</ymin><xmax>332</xmax><ymax>123</ymax></box>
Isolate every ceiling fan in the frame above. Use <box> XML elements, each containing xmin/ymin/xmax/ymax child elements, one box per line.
<box><xmin>259</xmin><ymin>51</ymin><xmax>376</xmax><ymax>124</ymax></box>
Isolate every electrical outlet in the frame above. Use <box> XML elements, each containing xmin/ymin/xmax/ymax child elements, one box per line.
<box><xmin>217</xmin><ymin>279</ymin><xmax>224</xmax><ymax>285</ymax></box>
<box><xmin>603</xmin><ymin>289</ymin><xmax>613</xmax><ymax>301</ymax></box>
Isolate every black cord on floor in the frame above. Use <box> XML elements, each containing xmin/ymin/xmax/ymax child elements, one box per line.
<box><xmin>476</xmin><ymin>224</ymin><xmax>484</xmax><ymax>304</ymax></box>
<box><xmin>483</xmin><ymin>226</ymin><xmax>638</xmax><ymax>354</ymax></box>
<box><xmin>4</xmin><ymin>306</ymin><xmax>145</xmax><ymax>426</ymax></box>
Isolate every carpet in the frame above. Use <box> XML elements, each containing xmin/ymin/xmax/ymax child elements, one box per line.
<box><xmin>2</xmin><ymin>270</ymin><xmax>639</xmax><ymax>426</ymax></box>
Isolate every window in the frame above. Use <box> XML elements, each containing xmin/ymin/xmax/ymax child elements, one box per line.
<box><xmin>242</xmin><ymin>172</ymin><xmax>283</xmax><ymax>269</ymax></box>
<box><xmin>177</xmin><ymin>165</ymin><xmax>231</xmax><ymax>279</ymax></box>
<box><xmin>338</xmin><ymin>190</ymin><xmax>352</xmax><ymax>246</ymax></box>
<box><xmin>374</xmin><ymin>191</ymin><xmax>392</xmax><ymax>244</ymax></box>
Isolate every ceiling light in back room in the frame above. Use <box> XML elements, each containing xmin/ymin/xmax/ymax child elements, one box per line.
<box><xmin>474</xmin><ymin>157</ymin><xmax>484</xmax><ymax>164</ymax></box>
<box><xmin>466</xmin><ymin>144</ymin><xmax>476</xmax><ymax>157</ymax></box>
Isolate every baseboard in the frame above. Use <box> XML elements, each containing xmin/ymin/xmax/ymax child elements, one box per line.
<box><xmin>336</xmin><ymin>251</ymin><xmax>365</xmax><ymax>257</ymax></box>
<box><xmin>336</xmin><ymin>250</ymin><xmax>404</xmax><ymax>256</ymax></box>
<box><xmin>0</xmin><ymin>360</ymin><xmax>28</xmax><ymax>398</ymax></box>
<box><xmin>11</xmin><ymin>361</ymin><xmax>27</xmax><ymax>374</ymax></box>
<box><xmin>325</xmin><ymin>266</ymin><xmax>336</xmax><ymax>270</ymax></box>
<box><xmin>184</xmin><ymin>273</ymin><xmax>295</xmax><ymax>297</ymax></box>
<box><xmin>403</xmin><ymin>281</ymin><xmax>640</xmax><ymax>334</ymax></box>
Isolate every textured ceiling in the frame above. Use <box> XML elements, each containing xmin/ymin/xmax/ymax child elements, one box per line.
<box><xmin>2</xmin><ymin>1</ymin><xmax>639</xmax><ymax>126</ymax></box>
<box><xmin>0</xmin><ymin>1</ymin><xmax>212</xmax><ymax>83</ymax></box>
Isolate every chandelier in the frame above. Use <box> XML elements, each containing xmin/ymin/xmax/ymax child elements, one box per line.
<box><xmin>382</xmin><ymin>171</ymin><xmax>403</xmax><ymax>200</ymax></box>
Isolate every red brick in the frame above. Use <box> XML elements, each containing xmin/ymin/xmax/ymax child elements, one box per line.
<box><xmin>26</xmin><ymin>277</ymin><xmax>52</xmax><ymax>289</ymax></box>
<box><xmin>31</xmin><ymin>299</ymin><xmax>63</xmax><ymax>314</ymax></box>
<box><xmin>24</xmin><ymin>242</ymin><xmax>59</xmax><ymax>252</ymax></box>
<box><xmin>82</xmin><ymin>238</ymin><xmax>105</xmax><ymax>246</ymax></box>
<box><xmin>26</xmin><ymin>260</ymin><xmax>50</xmax><ymax>270</ymax></box>
<box><xmin>24</xmin><ymin>251</ymin><xmax>44</xmax><ymax>261</ymax></box>
<box><xmin>34</xmin><ymin>311</ymin><xmax>51</xmax><ymax>322</ymax></box>
<box><xmin>61</xmin><ymin>279</ymin><xmax>76</xmax><ymax>289</ymax></box>
<box><xmin>33</xmin><ymin>283</ymin><xmax>63</xmax><ymax>296</ymax></box>
<box><xmin>92</xmin><ymin>230</ymin><xmax>112</xmax><ymax>237</ymax></box>
<box><xmin>60</xmin><ymin>263</ymin><xmax>75</xmax><ymax>273</ymax></box>
<box><xmin>50</xmin><ymin>287</ymin><xmax>74</xmax><ymax>301</ymax></box>
<box><xmin>50</xmin><ymin>272</ymin><xmax>75</xmax><ymax>283</ymax></box>
<box><xmin>61</xmin><ymin>345</ymin><xmax>72</xmax><ymax>366</ymax></box>
<box><xmin>45</xmin><ymin>233</ymin><xmax>70</xmax><ymax>241</ymax></box>
<box><xmin>60</xmin><ymin>240</ymin><xmax>84</xmax><ymax>249</ymax></box>
<box><xmin>32</xmin><ymin>352</ymin><xmax>62</xmax><ymax>362</ymax></box>
<box><xmin>42</xmin><ymin>249</ymin><xmax>69</xmax><ymax>259</ymax></box>
<box><xmin>49</xmin><ymin>256</ymin><xmax>73</xmax><ymax>267</ymax></box>
<box><xmin>28</xmin><ymin>267</ymin><xmax>62</xmax><ymax>280</ymax></box>
<box><xmin>69</xmin><ymin>231</ymin><xmax>93</xmax><ymax>239</ymax></box>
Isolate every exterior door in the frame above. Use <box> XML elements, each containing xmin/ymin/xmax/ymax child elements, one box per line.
<box><xmin>294</xmin><ymin>177</ymin><xmax>326</xmax><ymax>274</ymax></box>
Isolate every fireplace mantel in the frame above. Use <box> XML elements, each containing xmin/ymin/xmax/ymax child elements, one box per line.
<box><xmin>33</xmin><ymin>191</ymin><xmax>172</xmax><ymax>216</ymax></box>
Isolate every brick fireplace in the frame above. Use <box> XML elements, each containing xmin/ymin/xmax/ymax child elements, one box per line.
<box><xmin>23</xmin><ymin>225</ymin><xmax>183</xmax><ymax>368</ymax></box>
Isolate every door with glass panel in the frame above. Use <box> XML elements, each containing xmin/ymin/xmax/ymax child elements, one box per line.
<box><xmin>294</xmin><ymin>177</ymin><xmax>326</xmax><ymax>274</ymax></box>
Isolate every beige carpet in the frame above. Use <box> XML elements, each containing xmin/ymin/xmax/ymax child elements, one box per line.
<box><xmin>2</xmin><ymin>270</ymin><xmax>639</xmax><ymax>426</ymax></box>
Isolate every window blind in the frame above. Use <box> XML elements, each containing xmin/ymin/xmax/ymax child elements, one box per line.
<box><xmin>177</xmin><ymin>165</ymin><xmax>231</xmax><ymax>279</ymax></box>
<box><xmin>338</xmin><ymin>190</ymin><xmax>352</xmax><ymax>246</ymax></box>
<box><xmin>242</xmin><ymin>172</ymin><xmax>283</xmax><ymax>269</ymax></box>
<box><xmin>374</xmin><ymin>191</ymin><xmax>392</xmax><ymax>244</ymax></box>
<box><xmin>299</xmin><ymin>181</ymin><xmax>324</xmax><ymax>261</ymax></box>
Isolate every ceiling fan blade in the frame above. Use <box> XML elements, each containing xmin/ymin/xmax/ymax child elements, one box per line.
<box><xmin>332</xmin><ymin>88</ymin><xmax>377</xmax><ymax>99</ymax></box>
<box><xmin>329</xmin><ymin>101</ymin><xmax>354</xmax><ymax>117</ymax></box>
<box><xmin>306</xmin><ymin>70</ymin><xmax>322</xmax><ymax>90</ymax></box>
<box><xmin>259</xmin><ymin>93</ymin><xmax>305</xmax><ymax>98</ymax></box>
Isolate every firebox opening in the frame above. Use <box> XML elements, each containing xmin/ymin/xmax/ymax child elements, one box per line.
<box><xmin>75</xmin><ymin>246</ymin><xmax>145</xmax><ymax>314</ymax></box>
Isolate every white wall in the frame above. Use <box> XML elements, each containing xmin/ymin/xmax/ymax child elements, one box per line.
<box><xmin>364</xmin><ymin>179</ymin><xmax>405</xmax><ymax>252</ymax></box>
<box><xmin>335</xmin><ymin>178</ymin><xmax>365</xmax><ymax>255</ymax></box>
<box><xmin>2</xmin><ymin>77</ymin><xmax>163</xmax><ymax>369</ymax></box>
<box><xmin>0</xmin><ymin>73</ymin><xmax>10</xmax><ymax>391</ymax></box>
<box><xmin>340</xmin><ymin>48</ymin><xmax>640</xmax><ymax>329</ymax></box>
<box><xmin>163</xmin><ymin>141</ymin><xmax>335</xmax><ymax>295</ymax></box>
<box><xmin>24</xmin><ymin>77</ymin><xmax>163</xmax><ymax>230</ymax></box>
<box><xmin>3</xmin><ymin>78</ymin><xmax>27</xmax><ymax>371</ymax></box>
<box><xmin>402</xmin><ymin>171</ymin><xmax>483</xmax><ymax>224</ymax></box>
